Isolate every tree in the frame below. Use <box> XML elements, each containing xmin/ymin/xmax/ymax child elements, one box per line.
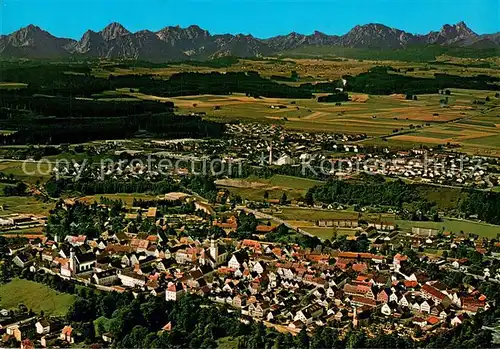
<box><xmin>280</xmin><ymin>193</ymin><xmax>288</xmax><ymax>205</ymax></box>
<box><xmin>305</xmin><ymin>191</ymin><xmax>314</xmax><ymax>206</ymax></box>
<box><xmin>295</xmin><ymin>327</ymin><xmax>309</xmax><ymax>349</ymax></box>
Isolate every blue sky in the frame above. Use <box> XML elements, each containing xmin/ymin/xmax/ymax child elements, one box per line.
<box><xmin>1</xmin><ymin>0</ymin><xmax>499</xmax><ymax>38</ymax></box>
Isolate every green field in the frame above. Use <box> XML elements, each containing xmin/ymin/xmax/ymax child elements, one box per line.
<box><xmin>266</xmin><ymin>174</ymin><xmax>324</xmax><ymax>189</ymax></box>
<box><xmin>0</xmin><ymin>82</ymin><xmax>27</xmax><ymax>90</ymax></box>
<box><xmin>217</xmin><ymin>336</ymin><xmax>239</xmax><ymax>349</ymax></box>
<box><xmin>78</xmin><ymin>193</ymin><xmax>161</xmax><ymax>206</ymax></box>
<box><xmin>300</xmin><ymin>226</ymin><xmax>357</xmax><ymax>239</ymax></box>
<box><xmin>0</xmin><ymin>161</ymin><xmax>53</xmax><ymax>184</ymax></box>
<box><xmin>217</xmin><ymin>174</ymin><xmax>324</xmax><ymax>201</ymax></box>
<box><xmin>0</xmin><ymin>196</ymin><xmax>54</xmax><ymax>215</ymax></box>
<box><xmin>275</xmin><ymin>207</ymin><xmax>359</xmax><ymax>221</ymax></box>
<box><xmin>0</xmin><ymin>278</ymin><xmax>75</xmax><ymax>316</ymax></box>
<box><xmin>396</xmin><ymin>218</ymin><xmax>500</xmax><ymax>238</ymax></box>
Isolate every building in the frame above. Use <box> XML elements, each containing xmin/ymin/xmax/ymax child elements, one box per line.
<box><xmin>35</xmin><ymin>319</ymin><xmax>51</xmax><ymax>334</ymax></box>
<box><xmin>60</xmin><ymin>325</ymin><xmax>74</xmax><ymax>344</ymax></box>
<box><xmin>92</xmin><ymin>269</ymin><xmax>118</xmax><ymax>286</ymax></box>
<box><xmin>166</xmin><ymin>282</ymin><xmax>185</xmax><ymax>302</ymax></box>
<box><xmin>61</xmin><ymin>248</ymin><xmax>96</xmax><ymax>277</ymax></box>
<box><xmin>118</xmin><ymin>270</ymin><xmax>147</xmax><ymax>288</ymax></box>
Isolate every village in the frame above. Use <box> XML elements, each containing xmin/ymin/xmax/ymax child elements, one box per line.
<box><xmin>40</xmin><ymin>124</ymin><xmax>499</xmax><ymax>190</ymax></box>
<box><xmin>1</xmin><ymin>191</ymin><xmax>499</xmax><ymax>348</ymax></box>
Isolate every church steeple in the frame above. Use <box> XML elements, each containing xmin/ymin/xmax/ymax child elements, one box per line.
<box><xmin>209</xmin><ymin>239</ymin><xmax>218</xmax><ymax>261</ymax></box>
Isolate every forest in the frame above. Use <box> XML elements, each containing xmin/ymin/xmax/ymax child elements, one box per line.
<box><xmin>307</xmin><ymin>178</ymin><xmax>500</xmax><ymax>225</ymax></box>
<box><xmin>344</xmin><ymin>66</ymin><xmax>499</xmax><ymax>95</ymax></box>
<box><xmin>0</xmin><ymin>112</ymin><xmax>223</xmax><ymax>145</ymax></box>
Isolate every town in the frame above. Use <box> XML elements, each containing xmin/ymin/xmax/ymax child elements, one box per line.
<box><xmin>1</xmin><ymin>189</ymin><xmax>499</xmax><ymax>348</ymax></box>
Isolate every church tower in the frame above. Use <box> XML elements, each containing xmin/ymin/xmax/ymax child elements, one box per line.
<box><xmin>269</xmin><ymin>142</ymin><xmax>273</xmax><ymax>165</ymax></box>
<box><xmin>69</xmin><ymin>247</ymin><xmax>76</xmax><ymax>276</ymax></box>
<box><xmin>353</xmin><ymin>306</ymin><xmax>358</xmax><ymax>328</ymax></box>
<box><xmin>209</xmin><ymin>239</ymin><xmax>218</xmax><ymax>263</ymax></box>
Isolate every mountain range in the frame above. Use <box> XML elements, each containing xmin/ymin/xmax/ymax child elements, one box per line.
<box><xmin>0</xmin><ymin>21</ymin><xmax>498</xmax><ymax>61</ymax></box>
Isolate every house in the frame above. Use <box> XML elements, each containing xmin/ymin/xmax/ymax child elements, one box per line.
<box><xmin>60</xmin><ymin>325</ymin><xmax>74</xmax><ymax>343</ymax></box>
<box><xmin>412</xmin><ymin>227</ymin><xmax>439</xmax><ymax>237</ymax></box>
<box><xmin>161</xmin><ymin>322</ymin><xmax>172</xmax><ymax>333</ymax></box>
<box><xmin>351</xmin><ymin>296</ymin><xmax>377</xmax><ymax>308</ymax></box>
<box><xmin>6</xmin><ymin>324</ymin><xmax>22</xmax><ymax>341</ymax></box>
<box><xmin>228</xmin><ymin>250</ymin><xmax>249</xmax><ymax>269</ymax></box>
<box><xmin>381</xmin><ymin>303</ymin><xmax>393</xmax><ymax>316</ymax></box>
<box><xmin>102</xmin><ymin>333</ymin><xmax>113</xmax><ymax>343</ymax></box>
<box><xmin>35</xmin><ymin>319</ymin><xmax>51</xmax><ymax>334</ymax></box>
<box><xmin>92</xmin><ymin>269</ymin><xmax>118</xmax><ymax>286</ymax></box>
<box><xmin>377</xmin><ymin>288</ymin><xmax>398</xmax><ymax>303</ymax></box>
<box><xmin>421</xmin><ymin>284</ymin><xmax>451</xmax><ymax>307</ymax></box>
<box><xmin>294</xmin><ymin>303</ymin><xmax>324</xmax><ymax>324</ymax></box>
<box><xmin>118</xmin><ymin>270</ymin><xmax>147</xmax><ymax>288</ymax></box>
<box><xmin>451</xmin><ymin>314</ymin><xmax>465</xmax><ymax>327</ymax></box>
<box><xmin>232</xmin><ymin>295</ymin><xmax>248</xmax><ymax>308</ymax></box>
<box><xmin>393</xmin><ymin>253</ymin><xmax>408</xmax><ymax>271</ymax></box>
<box><xmin>166</xmin><ymin>282</ymin><xmax>185</xmax><ymax>302</ymax></box>
<box><xmin>12</xmin><ymin>253</ymin><xmax>32</xmax><ymax>268</ymax></box>
<box><xmin>427</xmin><ymin>316</ymin><xmax>441</xmax><ymax>326</ymax></box>
<box><xmin>412</xmin><ymin>317</ymin><xmax>427</xmax><ymax>327</ymax></box>
<box><xmin>247</xmin><ymin>301</ymin><xmax>270</xmax><ymax>318</ymax></box>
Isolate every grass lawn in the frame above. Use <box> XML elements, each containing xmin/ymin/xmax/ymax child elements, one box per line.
<box><xmin>300</xmin><ymin>226</ymin><xmax>357</xmax><ymax>239</ymax></box>
<box><xmin>396</xmin><ymin>218</ymin><xmax>500</xmax><ymax>238</ymax></box>
<box><xmin>0</xmin><ymin>196</ymin><xmax>54</xmax><ymax>215</ymax></box>
<box><xmin>275</xmin><ymin>207</ymin><xmax>359</xmax><ymax>221</ymax></box>
<box><xmin>0</xmin><ymin>82</ymin><xmax>27</xmax><ymax>89</ymax></box>
<box><xmin>0</xmin><ymin>161</ymin><xmax>53</xmax><ymax>184</ymax></box>
<box><xmin>217</xmin><ymin>174</ymin><xmax>323</xmax><ymax>201</ymax></box>
<box><xmin>0</xmin><ymin>278</ymin><xmax>75</xmax><ymax>316</ymax></box>
<box><xmin>78</xmin><ymin>193</ymin><xmax>161</xmax><ymax>207</ymax></box>
<box><xmin>267</xmin><ymin>174</ymin><xmax>324</xmax><ymax>189</ymax></box>
<box><xmin>217</xmin><ymin>336</ymin><xmax>240</xmax><ymax>349</ymax></box>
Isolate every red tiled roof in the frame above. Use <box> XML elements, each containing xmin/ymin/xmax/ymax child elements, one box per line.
<box><xmin>427</xmin><ymin>316</ymin><xmax>440</xmax><ymax>325</ymax></box>
<box><xmin>404</xmin><ymin>280</ymin><xmax>418</xmax><ymax>288</ymax></box>
<box><xmin>352</xmin><ymin>296</ymin><xmax>376</xmax><ymax>307</ymax></box>
<box><xmin>61</xmin><ymin>326</ymin><xmax>72</xmax><ymax>336</ymax></box>
<box><xmin>394</xmin><ymin>253</ymin><xmax>408</xmax><ymax>261</ymax></box>
<box><xmin>256</xmin><ymin>225</ymin><xmax>276</xmax><ymax>233</ymax></box>
<box><xmin>421</xmin><ymin>284</ymin><xmax>446</xmax><ymax>301</ymax></box>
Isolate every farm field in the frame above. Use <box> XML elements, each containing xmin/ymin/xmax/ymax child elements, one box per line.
<box><xmin>0</xmin><ymin>278</ymin><xmax>75</xmax><ymax>316</ymax></box>
<box><xmin>76</xmin><ymin>57</ymin><xmax>500</xmax><ymax>156</ymax></box>
<box><xmin>396</xmin><ymin>218</ymin><xmax>500</xmax><ymax>238</ymax></box>
<box><xmin>119</xmin><ymin>85</ymin><xmax>499</xmax><ymax>155</ymax></box>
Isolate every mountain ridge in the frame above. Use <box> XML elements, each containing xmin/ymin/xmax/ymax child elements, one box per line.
<box><xmin>1</xmin><ymin>21</ymin><xmax>498</xmax><ymax>61</ymax></box>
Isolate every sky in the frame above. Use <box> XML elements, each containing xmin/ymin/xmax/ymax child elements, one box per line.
<box><xmin>1</xmin><ymin>0</ymin><xmax>499</xmax><ymax>39</ymax></box>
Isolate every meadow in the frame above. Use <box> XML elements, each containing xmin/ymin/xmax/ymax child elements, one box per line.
<box><xmin>0</xmin><ymin>196</ymin><xmax>54</xmax><ymax>215</ymax></box>
<box><xmin>395</xmin><ymin>218</ymin><xmax>500</xmax><ymax>238</ymax></box>
<box><xmin>0</xmin><ymin>278</ymin><xmax>75</xmax><ymax>316</ymax></box>
<box><xmin>216</xmin><ymin>174</ymin><xmax>324</xmax><ymax>201</ymax></box>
